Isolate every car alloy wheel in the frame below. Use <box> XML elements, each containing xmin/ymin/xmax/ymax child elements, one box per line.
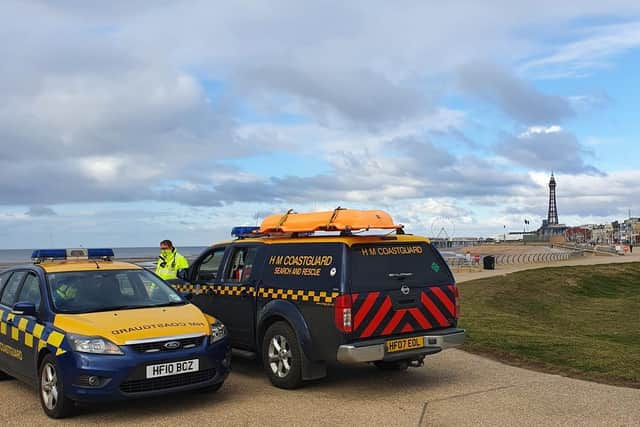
<box><xmin>268</xmin><ymin>334</ymin><xmax>292</xmax><ymax>378</ymax></box>
<box><xmin>41</xmin><ymin>362</ymin><xmax>59</xmax><ymax>410</ymax></box>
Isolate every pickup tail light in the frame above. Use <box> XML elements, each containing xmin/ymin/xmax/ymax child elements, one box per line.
<box><xmin>334</xmin><ymin>294</ymin><xmax>352</xmax><ymax>333</ymax></box>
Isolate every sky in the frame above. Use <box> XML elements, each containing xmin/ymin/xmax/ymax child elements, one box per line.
<box><xmin>1</xmin><ymin>1</ymin><xmax>640</xmax><ymax>248</ymax></box>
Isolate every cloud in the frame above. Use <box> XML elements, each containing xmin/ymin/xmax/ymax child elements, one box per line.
<box><xmin>239</xmin><ymin>66</ymin><xmax>428</xmax><ymax>128</ymax></box>
<box><xmin>429</xmin><ymin>127</ymin><xmax>478</xmax><ymax>149</ymax></box>
<box><xmin>25</xmin><ymin>206</ymin><xmax>57</xmax><ymax>217</ymax></box>
<box><xmin>147</xmin><ymin>134</ymin><xmax>531</xmax><ymax>209</ymax></box>
<box><xmin>523</xmin><ymin>20</ymin><xmax>640</xmax><ymax>78</ymax></box>
<box><xmin>519</xmin><ymin>125</ymin><xmax>563</xmax><ymax>138</ymax></box>
<box><xmin>568</xmin><ymin>91</ymin><xmax>611</xmax><ymax>112</ymax></box>
<box><xmin>1</xmin><ymin>1</ymin><xmax>639</xmax><ymax>246</ymax></box>
<box><xmin>496</xmin><ymin>127</ymin><xmax>602</xmax><ymax>174</ymax></box>
<box><xmin>458</xmin><ymin>62</ymin><xmax>574</xmax><ymax>124</ymax></box>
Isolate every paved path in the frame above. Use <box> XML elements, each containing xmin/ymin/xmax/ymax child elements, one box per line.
<box><xmin>453</xmin><ymin>252</ymin><xmax>640</xmax><ymax>283</ymax></box>
<box><xmin>2</xmin><ymin>350</ymin><xmax>638</xmax><ymax>426</ymax></box>
<box><xmin>1</xmin><ymin>254</ymin><xmax>638</xmax><ymax>426</ymax></box>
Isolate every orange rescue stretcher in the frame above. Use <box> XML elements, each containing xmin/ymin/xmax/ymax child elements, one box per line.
<box><xmin>259</xmin><ymin>208</ymin><xmax>403</xmax><ymax>234</ymax></box>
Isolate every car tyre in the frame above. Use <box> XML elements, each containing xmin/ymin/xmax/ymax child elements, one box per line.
<box><xmin>262</xmin><ymin>321</ymin><xmax>303</xmax><ymax>389</ymax></box>
<box><xmin>39</xmin><ymin>354</ymin><xmax>74</xmax><ymax>419</ymax></box>
<box><xmin>373</xmin><ymin>360</ymin><xmax>409</xmax><ymax>371</ymax></box>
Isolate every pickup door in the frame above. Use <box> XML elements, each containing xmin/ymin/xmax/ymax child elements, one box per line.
<box><xmin>188</xmin><ymin>244</ymin><xmax>263</xmax><ymax>350</ymax></box>
<box><xmin>212</xmin><ymin>244</ymin><xmax>263</xmax><ymax>350</ymax></box>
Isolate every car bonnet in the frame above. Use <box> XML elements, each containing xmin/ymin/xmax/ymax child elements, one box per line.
<box><xmin>53</xmin><ymin>304</ymin><xmax>212</xmax><ymax>346</ymax></box>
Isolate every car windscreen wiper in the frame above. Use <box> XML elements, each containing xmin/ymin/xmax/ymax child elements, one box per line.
<box><xmin>91</xmin><ymin>304</ymin><xmax>150</xmax><ymax>312</ymax></box>
<box><xmin>151</xmin><ymin>301</ymin><xmax>188</xmax><ymax>308</ymax></box>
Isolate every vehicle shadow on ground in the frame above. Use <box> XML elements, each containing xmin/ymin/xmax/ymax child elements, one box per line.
<box><xmin>230</xmin><ymin>356</ymin><xmax>465</xmax><ymax>396</ymax></box>
<box><xmin>45</xmin><ymin>356</ymin><xmax>464</xmax><ymax>423</ymax></box>
<box><xmin>70</xmin><ymin>378</ymin><xmax>243</xmax><ymax>422</ymax></box>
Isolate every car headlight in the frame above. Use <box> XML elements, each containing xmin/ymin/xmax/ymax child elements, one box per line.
<box><xmin>210</xmin><ymin>320</ymin><xmax>227</xmax><ymax>344</ymax></box>
<box><xmin>68</xmin><ymin>334</ymin><xmax>123</xmax><ymax>355</ymax></box>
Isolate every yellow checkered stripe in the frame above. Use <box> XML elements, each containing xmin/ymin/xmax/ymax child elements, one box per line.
<box><xmin>171</xmin><ymin>284</ymin><xmax>339</xmax><ymax>304</ymax></box>
<box><xmin>173</xmin><ymin>283</ymin><xmax>199</xmax><ymax>293</ymax></box>
<box><xmin>258</xmin><ymin>288</ymin><xmax>339</xmax><ymax>304</ymax></box>
<box><xmin>172</xmin><ymin>284</ymin><xmax>255</xmax><ymax>296</ymax></box>
<box><xmin>0</xmin><ymin>309</ymin><xmax>67</xmax><ymax>356</ymax></box>
<box><xmin>205</xmin><ymin>285</ymin><xmax>255</xmax><ymax>296</ymax></box>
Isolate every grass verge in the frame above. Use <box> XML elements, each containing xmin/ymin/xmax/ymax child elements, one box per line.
<box><xmin>458</xmin><ymin>262</ymin><xmax>640</xmax><ymax>388</ymax></box>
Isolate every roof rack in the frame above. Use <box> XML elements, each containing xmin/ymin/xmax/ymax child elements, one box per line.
<box><xmin>258</xmin><ymin>208</ymin><xmax>403</xmax><ymax>234</ymax></box>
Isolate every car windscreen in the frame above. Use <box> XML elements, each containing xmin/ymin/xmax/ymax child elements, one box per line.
<box><xmin>350</xmin><ymin>242</ymin><xmax>453</xmax><ymax>291</ymax></box>
<box><xmin>46</xmin><ymin>269</ymin><xmax>186</xmax><ymax>314</ymax></box>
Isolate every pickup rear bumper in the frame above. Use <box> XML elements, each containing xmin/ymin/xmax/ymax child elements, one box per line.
<box><xmin>336</xmin><ymin>328</ymin><xmax>465</xmax><ymax>364</ymax></box>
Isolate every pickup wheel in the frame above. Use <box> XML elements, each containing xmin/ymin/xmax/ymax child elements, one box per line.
<box><xmin>262</xmin><ymin>321</ymin><xmax>303</xmax><ymax>389</ymax></box>
<box><xmin>374</xmin><ymin>360</ymin><xmax>409</xmax><ymax>371</ymax></box>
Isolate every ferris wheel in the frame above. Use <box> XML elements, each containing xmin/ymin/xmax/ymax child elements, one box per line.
<box><xmin>430</xmin><ymin>217</ymin><xmax>456</xmax><ymax>240</ymax></box>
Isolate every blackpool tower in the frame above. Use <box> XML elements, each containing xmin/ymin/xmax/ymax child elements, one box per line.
<box><xmin>547</xmin><ymin>173</ymin><xmax>558</xmax><ymax>225</ymax></box>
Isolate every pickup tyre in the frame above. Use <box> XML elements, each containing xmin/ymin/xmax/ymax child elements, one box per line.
<box><xmin>262</xmin><ymin>321</ymin><xmax>304</xmax><ymax>389</ymax></box>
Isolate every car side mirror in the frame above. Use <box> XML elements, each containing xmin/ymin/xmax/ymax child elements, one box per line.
<box><xmin>12</xmin><ymin>301</ymin><xmax>37</xmax><ymax>317</ymax></box>
<box><xmin>177</xmin><ymin>268</ymin><xmax>190</xmax><ymax>281</ymax></box>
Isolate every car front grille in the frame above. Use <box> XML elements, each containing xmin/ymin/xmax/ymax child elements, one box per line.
<box><xmin>120</xmin><ymin>369</ymin><xmax>216</xmax><ymax>394</ymax></box>
<box><xmin>129</xmin><ymin>336</ymin><xmax>205</xmax><ymax>353</ymax></box>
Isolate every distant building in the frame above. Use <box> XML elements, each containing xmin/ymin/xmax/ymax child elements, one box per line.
<box><xmin>431</xmin><ymin>237</ymin><xmax>485</xmax><ymax>248</ymax></box>
<box><xmin>612</xmin><ymin>220</ymin><xmax>621</xmax><ymax>243</ymax></box>
<box><xmin>589</xmin><ymin>223</ymin><xmax>614</xmax><ymax>244</ymax></box>
<box><xmin>566</xmin><ymin>226</ymin><xmax>591</xmax><ymax>243</ymax></box>
<box><xmin>622</xmin><ymin>217</ymin><xmax>640</xmax><ymax>244</ymax></box>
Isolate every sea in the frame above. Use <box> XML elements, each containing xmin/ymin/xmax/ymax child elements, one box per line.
<box><xmin>0</xmin><ymin>246</ymin><xmax>209</xmax><ymax>263</ymax></box>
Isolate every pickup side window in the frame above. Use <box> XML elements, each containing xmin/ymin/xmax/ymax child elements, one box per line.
<box><xmin>261</xmin><ymin>243</ymin><xmax>343</xmax><ymax>290</ymax></box>
<box><xmin>195</xmin><ymin>247</ymin><xmax>226</xmax><ymax>283</ymax></box>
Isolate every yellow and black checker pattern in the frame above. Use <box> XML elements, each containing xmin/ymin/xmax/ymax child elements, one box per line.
<box><xmin>173</xmin><ymin>283</ymin><xmax>200</xmax><ymax>294</ymax></box>
<box><xmin>171</xmin><ymin>284</ymin><xmax>339</xmax><ymax>304</ymax></box>
<box><xmin>258</xmin><ymin>288</ymin><xmax>339</xmax><ymax>304</ymax></box>
<box><xmin>0</xmin><ymin>308</ymin><xmax>67</xmax><ymax>356</ymax></box>
<box><xmin>204</xmin><ymin>285</ymin><xmax>256</xmax><ymax>296</ymax></box>
<box><xmin>172</xmin><ymin>284</ymin><xmax>255</xmax><ymax>296</ymax></box>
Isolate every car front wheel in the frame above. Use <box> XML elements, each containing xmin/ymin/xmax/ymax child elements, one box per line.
<box><xmin>39</xmin><ymin>354</ymin><xmax>74</xmax><ymax>419</ymax></box>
